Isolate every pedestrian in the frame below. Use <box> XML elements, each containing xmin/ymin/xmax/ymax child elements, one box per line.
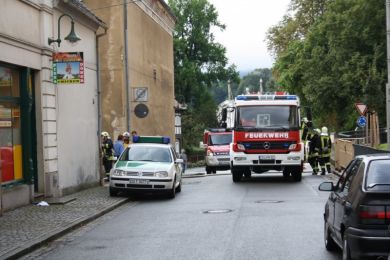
<box><xmin>123</xmin><ymin>132</ymin><xmax>130</xmax><ymax>148</ymax></box>
<box><xmin>101</xmin><ymin>131</ymin><xmax>114</xmax><ymax>176</ymax></box>
<box><xmin>301</xmin><ymin>117</ymin><xmax>312</xmax><ymax>162</ymax></box>
<box><xmin>180</xmin><ymin>149</ymin><xmax>188</xmax><ymax>173</ymax></box>
<box><xmin>308</xmin><ymin>128</ymin><xmax>321</xmax><ymax>175</ymax></box>
<box><xmin>319</xmin><ymin>126</ymin><xmax>332</xmax><ymax>175</ymax></box>
<box><xmin>113</xmin><ymin>134</ymin><xmax>124</xmax><ymax>160</ymax></box>
<box><xmin>131</xmin><ymin>130</ymin><xmax>138</xmax><ymax>142</ymax></box>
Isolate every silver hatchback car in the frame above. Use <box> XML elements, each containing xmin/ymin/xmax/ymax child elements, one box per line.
<box><xmin>109</xmin><ymin>136</ymin><xmax>183</xmax><ymax>198</ymax></box>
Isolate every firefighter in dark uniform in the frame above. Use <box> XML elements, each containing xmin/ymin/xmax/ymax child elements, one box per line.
<box><xmin>101</xmin><ymin>131</ymin><xmax>114</xmax><ymax>175</ymax></box>
<box><xmin>301</xmin><ymin>117</ymin><xmax>312</xmax><ymax>162</ymax></box>
<box><xmin>319</xmin><ymin>126</ymin><xmax>332</xmax><ymax>175</ymax></box>
<box><xmin>308</xmin><ymin>128</ymin><xmax>321</xmax><ymax>175</ymax></box>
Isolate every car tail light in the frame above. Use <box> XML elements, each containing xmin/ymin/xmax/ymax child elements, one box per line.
<box><xmin>232</xmin><ymin>143</ymin><xmax>245</xmax><ymax>152</ymax></box>
<box><xmin>359</xmin><ymin>205</ymin><xmax>389</xmax><ymax>224</ymax></box>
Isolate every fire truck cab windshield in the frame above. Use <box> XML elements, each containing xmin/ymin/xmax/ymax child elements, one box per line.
<box><xmin>237</xmin><ymin>105</ymin><xmax>299</xmax><ymax>129</ymax></box>
<box><xmin>209</xmin><ymin>133</ymin><xmax>232</xmax><ymax>146</ymax></box>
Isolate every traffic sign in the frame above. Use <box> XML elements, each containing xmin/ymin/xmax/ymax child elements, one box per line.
<box><xmin>355</xmin><ymin>103</ymin><xmax>367</xmax><ymax>116</ymax></box>
<box><xmin>357</xmin><ymin>116</ymin><xmax>367</xmax><ymax>127</ymax></box>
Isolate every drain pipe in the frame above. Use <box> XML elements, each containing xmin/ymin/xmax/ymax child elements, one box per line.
<box><xmin>96</xmin><ymin>28</ymin><xmax>107</xmax><ymax>184</ymax></box>
<box><xmin>124</xmin><ymin>0</ymin><xmax>130</xmax><ymax>130</ymax></box>
<box><xmin>386</xmin><ymin>0</ymin><xmax>390</xmax><ymax>150</ymax></box>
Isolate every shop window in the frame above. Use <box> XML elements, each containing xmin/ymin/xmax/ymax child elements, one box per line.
<box><xmin>0</xmin><ymin>66</ymin><xmax>22</xmax><ymax>183</ymax></box>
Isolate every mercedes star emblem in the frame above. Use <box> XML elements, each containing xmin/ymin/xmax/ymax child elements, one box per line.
<box><xmin>263</xmin><ymin>142</ymin><xmax>271</xmax><ymax>150</ymax></box>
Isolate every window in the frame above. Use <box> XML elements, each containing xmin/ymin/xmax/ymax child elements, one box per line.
<box><xmin>209</xmin><ymin>133</ymin><xmax>232</xmax><ymax>146</ymax></box>
<box><xmin>365</xmin><ymin>159</ymin><xmax>390</xmax><ymax>191</ymax></box>
<box><xmin>124</xmin><ymin>146</ymin><xmax>172</xmax><ymax>163</ymax></box>
<box><xmin>237</xmin><ymin>105</ymin><xmax>299</xmax><ymax>129</ymax></box>
<box><xmin>340</xmin><ymin>159</ymin><xmax>362</xmax><ymax>193</ymax></box>
<box><xmin>0</xmin><ymin>65</ymin><xmax>22</xmax><ymax>183</ymax></box>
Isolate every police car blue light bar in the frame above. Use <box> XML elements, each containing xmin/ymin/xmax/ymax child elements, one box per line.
<box><xmin>132</xmin><ymin>136</ymin><xmax>170</xmax><ymax>144</ymax></box>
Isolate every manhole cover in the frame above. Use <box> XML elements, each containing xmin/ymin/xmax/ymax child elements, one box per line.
<box><xmin>202</xmin><ymin>209</ymin><xmax>233</xmax><ymax>214</ymax></box>
<box><xmin>255</xmin><ymin>200</ymin><xmax>284</xmax><ymax>204</ymax></box>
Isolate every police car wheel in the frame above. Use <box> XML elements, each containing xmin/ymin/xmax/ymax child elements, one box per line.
<box><xmin>109</xmin><ymin>187</ymin><xmax>118</xmax><ymax>197</ymax></box>
<box><xmin>176</xmin><ymin>179</ymin><xmax>182</xmax><ymax>193</ymax></box>
<box><xmin>168</xmin><ymin>178</ymin><xmax>176</xmax><ymax>199</ymax></box>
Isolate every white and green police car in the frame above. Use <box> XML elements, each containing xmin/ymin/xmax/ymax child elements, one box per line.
<box><xmin>109</xmin><ymin>136</ymin><xmax>183</xmax><ymax>198</ymax></box>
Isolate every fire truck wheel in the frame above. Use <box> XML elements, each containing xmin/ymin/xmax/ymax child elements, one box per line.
<box><xmin>244</xmin><ymin>169</ymin><xmax>251</xmax><ymax>178</ymax></box>
<box><xmin>291</xmin><ymin>167</ymin><xmax>302</xmax><ymax>182</ymax></box>
<box><xmin>206</xmin><ymin>166</ymin><xmax>212</xmax><ymax>174</ymax></box>
<box><xmin>232</xmin><ymin>168</ymin><xmax>242</xmax><ymax>182</ymax></box>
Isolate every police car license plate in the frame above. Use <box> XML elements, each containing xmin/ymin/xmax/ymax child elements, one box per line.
<box><xmin>259</xmin><ymin>155</ymin><xmax>275</xmax><ymax>160</ymax></box>
<box><xmin>129</xmin><ymin>179</ymin><xmax>149</xmax><ymax>184</ymax></box>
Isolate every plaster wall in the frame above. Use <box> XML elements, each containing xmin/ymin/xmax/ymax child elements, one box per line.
<box><xmin>84</xmin><ymin>0</ymin><xmax>175</xmax><ymax>140</ymax></box>
<box><xmin>52</xmin><ymin>10</ymin><xmax>100</xmax><ymax>194</ymax></box>
<box><xmin>127</xmin><ymin>3</ymin><xmax>175</xmax><ymax>139</ymax></box>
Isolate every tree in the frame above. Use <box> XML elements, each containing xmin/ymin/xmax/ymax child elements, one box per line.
<box><xmin>266</xmin><ymin>0</ymin><xmax>329</xmax><ymax>58</ymax></box>
<box><xmin>236</xmin><ymin>68</ymin><xmax>274</xmax><ymax>95</ymax></box>
<box><xmin>269</xmin><ymin>0</ymin><xmax>386</xmax><ymax>131</ymax></box>
<box><xmin>168</xmin><ymin>0</ymin><xmax>239</xmax><ymax>148</ymax></box>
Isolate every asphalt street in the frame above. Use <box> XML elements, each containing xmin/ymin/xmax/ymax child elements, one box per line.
<box><xmin>21</xmin><ymin>167</ymin><xmax>342</xmax><ymax>260</ymax></box>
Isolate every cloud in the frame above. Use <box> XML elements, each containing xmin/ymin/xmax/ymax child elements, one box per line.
<box><xmin>209</xmin><ymin>0</ymin><xmax>290</xmax><ymax>71</ymax></box>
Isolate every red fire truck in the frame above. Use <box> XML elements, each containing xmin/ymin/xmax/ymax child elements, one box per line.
<box><xmin>202</xmin><ymin>129</ymin><xmax>232</xmax><ymax>174</ymax></box>
<box><xmin>220</xmin><ymin>93</ymin><xmax>306</xmax><ymax>182</ymax></box>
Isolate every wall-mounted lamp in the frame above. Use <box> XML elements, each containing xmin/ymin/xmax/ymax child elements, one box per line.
<box><xmin>48</xmin><ymin>14</ymin><xmax>81</xmax><ymax>47</ymax></box>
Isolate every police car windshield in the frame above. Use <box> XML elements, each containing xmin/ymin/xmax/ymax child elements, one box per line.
<box><xmin>120</xmin><ymin>146</ymin><xmax>172</xmax><ymax>163</ymax></box>
<box><xmin>237</xmin><ymin>105</ymin><xmax>298</xmax><ymax>129</ymax></box>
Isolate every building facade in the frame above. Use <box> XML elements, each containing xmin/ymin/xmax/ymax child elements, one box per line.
<box><xmin>83</xmin><ymin>0</ymin><xmax>176</xmax><ymax>141</ymax></box>
<box><xmin>0</xmin><ymin>0</ymin><xmax>106</xmax><ymax>212</ymax></box>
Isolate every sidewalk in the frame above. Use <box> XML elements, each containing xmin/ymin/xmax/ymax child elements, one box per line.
<box><xmin>0</xmin><ymin>171</ymin><xmax>205</xmax><ymax>260</ymax></box>
<box><xmin>0</xmin><ymin>185</ymin><xmax>130</xmax><ymax>260</ymax></box>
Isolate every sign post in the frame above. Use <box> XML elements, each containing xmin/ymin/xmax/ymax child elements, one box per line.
<box><xmin>355</xmin><ymin>103</ymin><xmax>368</xmax><ymax>144</ymax></box>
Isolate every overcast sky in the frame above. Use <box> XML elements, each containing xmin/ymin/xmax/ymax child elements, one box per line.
<box><xmin>208</xmin><ymin>0</ymin><xmax>291</xmax><ymax>72</ymax></box>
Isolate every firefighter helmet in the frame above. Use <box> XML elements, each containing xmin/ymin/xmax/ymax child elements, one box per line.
<box><xmin>321</xmin><ymin>126</ymin><xmax>328</xmax><ymax>135</ymax></box>
<box><xmin>315</xmin><ymin>128</ymin><xmax>321</xmax><ymax>134</ymax></box>
<box><xmin>123</xmin><ymin>131</ymin><xmax>130</xmax><ymax>137</ymax></box>
<box><xmin>101</xmin><ymin>131</ymin><xmax>109</xmax><ymax>137</ymax></box>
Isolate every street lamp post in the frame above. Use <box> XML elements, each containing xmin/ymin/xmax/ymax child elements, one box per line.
<box><xmin>259</xmin><ymin>78</ymin><xmax>263</xmax><ymax>94</ymax></box>
<box><xmin>48</xmin><ymin>14</ymin><xmax>81</xmax><ymax>47</ymax></box>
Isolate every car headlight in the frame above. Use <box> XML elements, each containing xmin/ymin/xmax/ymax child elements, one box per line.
<box><xmin>155</xmin><ymin>171</ymin><xmax>168</xmax><ymax>177</ymax></box>
<box><xmin>207</xmin><ymin>150</ymin><xmax>214</xmax><ymax>156</ymax></box>
<box><xmin>112</xmin><ymin>169</ymin><xmax>126</xmax><ymax>176</ymax></box>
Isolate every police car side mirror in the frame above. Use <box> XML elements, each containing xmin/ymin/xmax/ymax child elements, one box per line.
<box><xmin>176</xmin><ymin>158</ymin><xmax>184</xmax><ymax>164</ymax></box>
